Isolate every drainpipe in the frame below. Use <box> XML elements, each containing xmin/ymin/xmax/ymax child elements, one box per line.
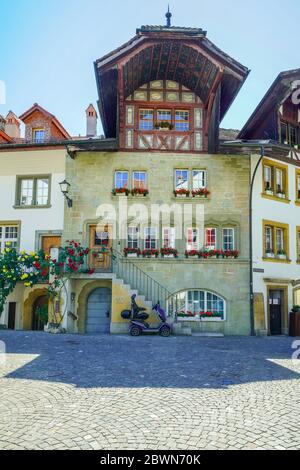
<box><xmin>249</xmin><ymin>146</ymin><xmax>265</xmax><ymax>335</ymax></box>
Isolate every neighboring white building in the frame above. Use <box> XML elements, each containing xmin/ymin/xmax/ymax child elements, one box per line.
<box><xmin>0</xmin><ymin>104</ymin><xmax>70</xmax><ymax>330</ymax></box>
<box><xmin>223</xmin><ymin>69</ymin><xmax>300</xmax><ymax>336</ymax></box>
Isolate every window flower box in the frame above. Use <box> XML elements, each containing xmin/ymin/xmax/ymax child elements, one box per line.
<box><xmin>177</xmin><ymin>311</ymin><xmax>224</xmax><ymax>321</ymax></box>
<box><xmin>124</xmin><ymin>248</ymin><xmax>141</xmax><ymax>258</ymax></box>
<box><xmin>265</xmin><ymin>189</ymin><xmax>274</xmax><ymax>196</ymax></box>
<box><xmin>142</xmin><ymin>249</ymin><xmax>159</xmax><ymax>258</ymax></box>
<box><xmin>192</xmin><ymin>188</ymin><xmax>211</xmax><ymax>198</ymax></box>
<box><xmin>160</xmin><ymin>247</ymin><xmax>178</xmax><ymax>258</ymax></box>
<box><xmin>112</xmin><ymin>188</ymin><xmax>130</xmax><ymax>196</ymax></box>
<box><xmin>131</xmin><ymin>188</ymin><xmax>149</xmax><ymax>197</ymax></box>
<box><xmin>276</xmin><ymin>192</ymin><xmax>286</xmax><ymax>199</ymax></box>
<box><xmin>174</xmin><ymin>189</ymin><xmax>190</xmax><ymax>198</ymax></box>
<box><xmin>185</xmin><ymin>250</ymin><xmax>200</xmax><ymax>258</ymax></box>
<box><xmin>265</xmin><ymin>251</ymin><xmax>275</xmax><ymax>259</ymax></box>
<box><xmin>154</xmin><ymin>121</ymin><xmax>174</xmax><ymax>131</ymax></box>
<box><xmin>276</xmin><ymin>251</ymin><xmax>287</xmax><ymax>260</ymax></box>
<box><xmin>222</xmin><ymin>250</ymin><xmax>239</xmax><ymax>259</ymax></box>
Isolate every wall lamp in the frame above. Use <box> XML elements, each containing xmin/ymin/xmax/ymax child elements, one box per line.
<box><xmin>59</xmin><ymin>179</ymin><xmax>73</xmax><ymax>208</ymax></box>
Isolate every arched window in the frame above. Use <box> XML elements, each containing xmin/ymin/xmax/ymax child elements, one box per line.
<box><xmin>173</xmin><ymin>290</ymin><xmax>226</xmax><ymax>320</ymax></box>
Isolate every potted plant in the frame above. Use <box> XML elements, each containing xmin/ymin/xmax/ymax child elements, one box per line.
<box><xmin>142</xmin><ymin>249</ymin><xmax>159</xmax><ymax>258</ymax></box>
<box><xmin>123</xmin><ymin>247</ymin><xmax>141</xmax><ymax>258</ymax></box>
<box><xmin>265</xmin><ymin>249</ymin><xmax>275</xmax><ymax>259</ymax></box>
<box><xmin>277</xmin><ymin>250</ymin><xmax>287</xmax><ymax>260</ymax></box>
<box><xmin>177</xmin><ymin>310</ymin><xmax>196</xmax><ymax>319</ymax></box>
<box><xmin>160</xmin><ymin>247</ymin><xmax>178</xmax><ymax>258</ymax></box>
<box><xmin>155</xmin><ymin>121</ymin><xmax>173</xmax><ymax>131</ymax></box>
<box><xmin>185</xmin><ymin>250</ymin><xmax>200</xmax><ymax>258</ymax></box>
<box><xmin>112</xmin><ymin>187</ymin><xmax>130</xmax><ymax>196</ymax></box>
<box><xmin>174</xmin><ymin>188</ymin><xmax>190</xmax><ymax>198</ymax></box>
<box><xmin>131</xmin><ymin>188</ymin><xmax>149</xmax><ymax>197</ymax></box>
<box><xmin>207</xmin><ymin>249</ymin><xmax>222</xmax><ymax>259</ymax></box>
<box><xmin>222</xmin><ymin>250</ymin><xmax>239</xmax><ymax>259</ymax></box>
<box><xmin>200</xmin><ymin>311</ymin><xmax>223</xmax><ymax>320</ymax></box>
<box><xmin>265</xmin><ymin>183</ymin><xmax>274</xmax><ymax>196</ymax></box>
<box><xmin>192</xmin><ymin>188</ymin><xmax>211</xmax><ymax>198</ymax></box>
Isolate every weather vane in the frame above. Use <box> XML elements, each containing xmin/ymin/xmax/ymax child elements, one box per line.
<box><xmin>165</xmin><ymin>5</ymin><xmax>172</xmax><ymax>28</ymax></box>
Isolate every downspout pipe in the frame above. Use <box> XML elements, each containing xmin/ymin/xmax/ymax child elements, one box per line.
<box><xmin>249</xmin><ymin>146</ymin><xmax>265</xmax><ymax>335</ymax></box>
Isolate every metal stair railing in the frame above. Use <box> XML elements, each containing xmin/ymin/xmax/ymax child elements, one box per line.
<box><xmin>111</xmin><ymin>249</ymin><xmax>173</xmax><ymax>313</ymax></box>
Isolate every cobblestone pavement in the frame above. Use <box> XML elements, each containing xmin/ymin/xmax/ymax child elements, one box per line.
<box><xmin>0</xmin><ymin>331</ymin><xmax>299</xmax><ymax>450</ymax></box>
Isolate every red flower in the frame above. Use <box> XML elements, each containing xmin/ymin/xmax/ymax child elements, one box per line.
<box><xmin>33</xmin><ymin>262</ymin><xmax>41</xmax><ymax>269</ymax></box>
<box><xmin>88</xmin><ymin>269</ymin><xmax>95</xmax><ymax>275</ymax></box>
<box><xmin>41</xmin><ymin>269</ymin><xmax>48</xmax><ymax>278</ymax></box>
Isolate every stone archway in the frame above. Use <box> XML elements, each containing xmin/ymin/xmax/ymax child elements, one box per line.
<box><xmin>77</xmin><ymin>280</ymin><xmax>112</xmax><ymax>333</ymax></box>
<box><xmin>23</xmin><ymin>288</ymin><xmax>49</xmax><ymax>330</ymax></box>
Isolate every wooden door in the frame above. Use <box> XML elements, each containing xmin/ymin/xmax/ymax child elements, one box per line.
<box><xmin>42</xmin><ymin>235</ymin><xmax>61</xmax><ymax>254</ymax></box>
<box><xmin>89</xmin><ymin>225</ymin><xmax>113</xmax><ymax>271</ymax></box>
<box><xmin>8</xmin><ymin>302</ymin><xmax>16</xmax><ymax>330</ymax></box>
<box><xmin>269</xmin><ymin>290</ymin><xmax>282</xmax><ymax>335</ymax></box>
<box><xmin>86</xmin><ymin>288</ymin><xmax>111</xmax><ymax>334</ymax></box>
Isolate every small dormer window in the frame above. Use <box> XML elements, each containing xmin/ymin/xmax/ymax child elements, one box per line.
<box><xmin>33</xmin><ymin>129</ymin><xmax>45</xmax><ymax>143</ymax></box>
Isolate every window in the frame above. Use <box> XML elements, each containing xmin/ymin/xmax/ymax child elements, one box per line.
<box><xmin>297</xmin><ymin>228</ymin><xmax>300</xmax><ymax>260</ymax></box>
<box><xmin>139</xmin><ymin>109</ymin><xmax>153</xmax><ymax>130</ymax></box>
<box><xmin>128</xmin><ymin>227</ymin><xmax>139</xmax><ymax>249</ymax></box>
<box><xmin>175</xmin><ymin>110</ymin><xmax>189</xmax><ymax>131</ymax></box>
<box><xmin>0</xmin><ymin>225</ymin><xmax>18</xmax><ymax>251</ymax></box>
<box><xmin>33</xmin><ymin>129</ymin><xmax>45</xmax><ymax>143</ymax></box>
<box><xmin>192</xmin><ymin>170</ymin><xmax>206</xmax><ymax>190</ymax></box>
<box><xmin>262</xmin><ymin>159</ymin><xmax>288</xmax><ymax>199</ymax></box>
<box><xmin>157</xmin><ymin>110</ymin><xmax>172</xmax><ymax>126</ymax></box>
<box><xmin>280</xmin><ymin>121</ymin><xmax>299</xmax><ymax>146</ymax></box>
<box><xmin>263</xmin><ymin>220</ymin><xmax>289</xmax><ymax>260</ymax></box>
<box><xmin>222</xmin><ymin>228</ymin><xmax>234</xmax><ymax>251</ymax></box>
<box><xmin>133</xmin><ymin>171</ymin><xmax>147</xmax><ymax>189</ymax></box>
<box><xmin>115</xmin><ymin>171</ymin><xmax>128</xmax><ymax>189</ymax></box>
<box><xmin>187</xmin><ymin>228</ymin><xmax>199</xmax><ymax>250</ymax></box>
<box><xmin>173</xmin><ymin>290</ymin><xmax>226</xmax><ymax>320</ymax></box>
<box><xmin>205</xmin><ymin>228</ymin><xmax>216</xmax><ymax>250</ymax></box>
<box><xmin>265</xmin><ymin>226</ymin><xmax>273</xmax><ymax>253</ymax></box>
<box><xmin>296</xmin><ymin>171</ymin><xmax>300</xmax><ymax>201</ymax></box>
<box><xmin>175</xmin><ymin>170</ymin><xmax>189</xmax><ymax>191</ymax></box>
<box><xmin>163</xmin><ymin>227</ymin><xmax>175</xmax><ymax>249</ymax></box>
<box><xmin>144</xmin><ymin>227</ymin><xmax>157</xmax><ymax>249</ymax></box>
<box><xmin>17</xmin><ymin>176</ymin><xmax>50</xmax><ymax>207</ymax></box>
<box><xmin>264</xmin><ymin>165</ymin><xmax>272</xmax><ymax>191</ymax></box>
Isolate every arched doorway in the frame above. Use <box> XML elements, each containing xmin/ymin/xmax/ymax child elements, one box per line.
<box><xmin>86</xmin><ymin>288</ymin><xmax>111</xmax><ymax>334</ymax></box>
<box><xmin>32</xmin><ymin>295</ymin><xmax>48</xmax><ymax>331</ymax></box>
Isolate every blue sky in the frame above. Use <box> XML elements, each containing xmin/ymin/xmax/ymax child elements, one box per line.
<box><xmin>0</xmin><ymin>0</ymin><xmax>299</xmax><ymax>136</ymax></box>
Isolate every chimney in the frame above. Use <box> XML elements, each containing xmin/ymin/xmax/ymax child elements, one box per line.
<box><xmin>86</xmin><ymin>104</ymin><xmax>98</xmax><ymax>137</ymax></box>
<box><xmin>5</xmin><ymin>111</ymin><xmax>20</xmax><ymax>139</ymax></box>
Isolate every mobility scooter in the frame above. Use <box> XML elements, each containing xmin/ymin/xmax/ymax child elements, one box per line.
<box><xmin>121</xmin><ymin>294</ymin><xmax>171</xmax><ymax>337</ymax></box>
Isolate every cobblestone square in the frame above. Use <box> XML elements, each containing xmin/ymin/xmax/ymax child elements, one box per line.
<box><xmin>0</xmin><ymin>331</ymin><xmax>299</xmax><ymax>450</ymax></box>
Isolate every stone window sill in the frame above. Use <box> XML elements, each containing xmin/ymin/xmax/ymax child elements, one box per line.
<box><xmin>13</xmin><ymin>204</ymin><xmax>52</xmax><ymax>209</ymax></box>
<box><xmin>262</xmin><ymin>257</ymin><xmax>291</xmax><ymax>264</ymax></box>
<box><xmin>177</xmin><ymin>317</ymin><xmax>224</xmax><ymax>322</ymax></box>
<box><xmin>261</xmin><ymin>193</ymin><xmax>290</xmax><ymax>204</ymax></box>
<box><xmin>171</xmin><ymin>196</ymin><xmax>210</xmax><ymax>202</ymax></box>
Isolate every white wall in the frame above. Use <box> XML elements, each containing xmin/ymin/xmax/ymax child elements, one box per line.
<box><xmin>0</xmin><ymin>148</ymin><xmax>66</xmax><ymax>251</ymax></box>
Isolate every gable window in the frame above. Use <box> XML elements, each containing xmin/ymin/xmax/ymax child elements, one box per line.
<box><xmin>175</xmin><ymin>110</ymin><xmax>189</xmax><ymax>131</ymax></box>
<box><xmin>222</xmin><ymin>228</ymin><xmax>234</xmax><ymax>251</ymax></box>
<box><xmin>133</xmin><ymin>171</ymin><xmax>147</xmax><ymax>189</ymax></box>
<box><xmin>187</xmin><ymin>228</ymin><xmax>199</xmax><ymax>250</ymax></box>
<box><xmin>17</xmin><ymin>176</ymin><xmax>50</xmax><ymax>207</ymax></box>
<box><xmin>263</xmin><ymin>220</ymin><xmax>289</xmax><ymax>261</ymax></box>
<box><xmin>33</xmin><ymin>129</ymin><xmax>45</xmax><ymax>143</ymax></box>
<box><xmin>115</xmin><ymin>171</ymin><xmax>128</xmax><ymax>189</ymax></box>
<box><xmin>262</xmin><ymin>159</ymin><xmax>288</xmax><ymax>200</ymax></box>
<box><xmin>280</xmin><ymin>121</ymin><xmax>299</xmax><ymax>147</ymax></box>
<box><xmin>163</xmin><ymin>227</ymin><xmax>175</xmax><ymax>249</ymax></box>
<box><xmin>128</xmin><ymin>226</ymin><xmax>139</xmax><ymax>249</ymax></box>
<box><xmin>175</xmin><ymin>170</ymin><xmax>189</xmax><ymax>191</ymax></box>
<box><xmin>192</xmin><ymin>170</ymin><xmax>206</xmax><ymax>190</ymax></box>
<box><xmin>205</xmin><ymin>228</ymin><xmax>216</xmax><ymax>250</ymax></box>
<box><xmin>144</xmin><ymin>227</ymin><xmax>157</xmax><ymax>250</ymax></box>
<box><xmin>0</xmin><ymin>225</ymin><xmax>19</xmax><ymax>251</ymax></box>
<box><xmin>139</xmin><ymin>109</ymin><xmax>153</xmax><ymax>130</ymax></box>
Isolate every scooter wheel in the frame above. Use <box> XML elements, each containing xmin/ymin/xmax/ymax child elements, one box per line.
<box><xmin>130</xmin><ymin>325</ymin><xmax>141</xmax><ymax>336</ymax></box>
<box><xmin>160</xmin><ymin>325</ymin><xmax>171</xmax><ymax>337</ymax></box>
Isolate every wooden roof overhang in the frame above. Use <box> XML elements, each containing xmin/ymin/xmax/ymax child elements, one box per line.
<box><xmin>95</xmin><ymin>28</ymin><xmax>249</xmax><ymax>138</ymax></box>
<box><xmin>239</xmin><ymin>69</ymin><xmax>300</xmax><ymax>139</ymax></box>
